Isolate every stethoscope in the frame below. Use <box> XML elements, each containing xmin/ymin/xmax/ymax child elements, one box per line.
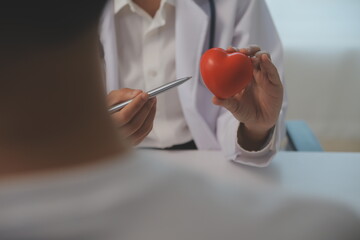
<box><xmin>208</xmin><ymin>0</ymin><xmax>216</xmax><ymax>49</ymax></box>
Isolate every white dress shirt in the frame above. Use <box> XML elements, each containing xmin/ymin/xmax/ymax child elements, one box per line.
<box><xmin>114</xmin><ymin>0</ymin><xmax>192</xmax><ymax>148</ymax></box>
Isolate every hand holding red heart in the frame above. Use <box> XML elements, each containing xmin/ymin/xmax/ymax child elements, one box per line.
<box><xmin>200</xmin><ymin>46</ymin><xmax>283</xmax><ymax>150</ymax></box>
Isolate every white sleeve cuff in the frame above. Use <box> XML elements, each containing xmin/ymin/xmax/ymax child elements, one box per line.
<box><xmin>218</xmin><ymin>116</ymin><xmax>278</xmax><ymax>167</ymax></box>
<box><xmin>230</xmin><ymin>125</ymin><xmax>277</xmax><ymax>167</ymax></box>
<box><xmin>217</xmin><ymin>110</ymin><xmax>283</xmax><ymax>168</ymax></box>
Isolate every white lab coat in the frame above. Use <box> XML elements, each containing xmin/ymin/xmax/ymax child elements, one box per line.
<box><xmin>100</xmin><ymin>0</ymin><xmax>287</xmax><ymax>167</ymax></box>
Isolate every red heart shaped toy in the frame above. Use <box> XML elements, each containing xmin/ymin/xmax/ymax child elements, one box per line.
<box><xmin>200</xmin><ymin>48</ymin><xmax>253</xmax><ymax>99</ymax></box>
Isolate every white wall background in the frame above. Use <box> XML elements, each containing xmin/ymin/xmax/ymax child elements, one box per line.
<box><xmin>266</xmin><ymin>0</ymin><xmax>360</xmax><ymax>151</ymax></box>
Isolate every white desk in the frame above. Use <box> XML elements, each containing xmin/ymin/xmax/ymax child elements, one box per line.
<box><xmin>142</xmin><ymin>150</ymin><xmax>360</xmax><ymax>214</ymax></box>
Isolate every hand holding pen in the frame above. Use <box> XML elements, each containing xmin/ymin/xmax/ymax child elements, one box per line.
<box><xmin>107</xmin><ymin>89</ymin><xmax>157</xmax><ymax>146</ymax></box>
<box><xmin>106</xmin><ymin>77</ymin><xmax>191</xmax><ymax>145</ymax></box>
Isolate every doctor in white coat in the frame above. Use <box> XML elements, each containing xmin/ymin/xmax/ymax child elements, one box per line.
<box><xmin>100</xmin><ymin>0</ymin><xmax>286</xmax><ymax>167</ymax></box>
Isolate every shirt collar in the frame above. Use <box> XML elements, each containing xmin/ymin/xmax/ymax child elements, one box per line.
<box><xmin>114</xmin><ymin>0</ymin><xmax>175</xmax><ymax>14</ymax></box>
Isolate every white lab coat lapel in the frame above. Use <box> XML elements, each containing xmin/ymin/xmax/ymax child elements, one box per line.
<box><xmin>175</xmin><ymin>0</ymin><xmax>220</xmax><ymax>149</ymax></box>
<box><xmin>100</xmin><ymin>1</ymin><xmax>120</xmax><ymax>93</ymax></box>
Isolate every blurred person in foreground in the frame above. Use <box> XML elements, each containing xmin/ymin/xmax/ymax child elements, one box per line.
<box><xmin>0</xmin><ymin>1</ymin><xmax>359</xmax><ymax>239</ymax></box>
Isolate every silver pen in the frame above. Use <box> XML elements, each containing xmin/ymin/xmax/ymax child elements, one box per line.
<box><xmin>108</xmin><ymin>76</ymin><xmax>192</xmax><ymax>114</ymax></box>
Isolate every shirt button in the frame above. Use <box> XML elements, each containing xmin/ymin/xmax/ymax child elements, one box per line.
<box><xmin>148</xmin><ymin>70</ymin><xmax>158</xmax><ymax>78</ymax></box>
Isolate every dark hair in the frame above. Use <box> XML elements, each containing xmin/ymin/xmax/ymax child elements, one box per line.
<box><xmin>0</xmin><ymin>0</ymin><xmax>108</xmax><ymax>47</ymax></box>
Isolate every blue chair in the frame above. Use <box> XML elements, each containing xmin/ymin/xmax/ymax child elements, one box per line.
<box><xmin>286</xmin><ymin>120</ymin><xmax>323</xmax><ymax>151</ymax></box>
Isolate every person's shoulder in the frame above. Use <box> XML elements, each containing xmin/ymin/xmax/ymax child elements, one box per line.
<box><xmin>130</xmin><ymin>150</ymin><xmax>360</xmax><ymax>240</ymax></box>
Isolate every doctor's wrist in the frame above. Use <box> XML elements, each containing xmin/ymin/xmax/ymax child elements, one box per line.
<box><xmin>237</xmin><ymin>123</ymin><xmax>274</xmax><ymax>151</ymax></box>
